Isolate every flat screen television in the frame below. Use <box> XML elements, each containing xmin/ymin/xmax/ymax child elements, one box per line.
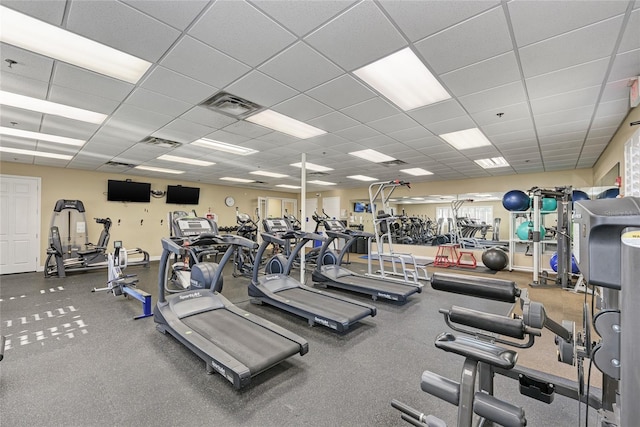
<box><xmin>354</xmin><ymin>202</ymin><xmax>366</xmax><ymax>213</ymax></box>
<box><xmin>166</xmin><ymin>185</ymin><xmax>200</xmax><ymax>205</ymax></box>
<box><xmin>107</xmin><ymin>180</ymin><xmax>151</xmax><ymax>203</ymax></box>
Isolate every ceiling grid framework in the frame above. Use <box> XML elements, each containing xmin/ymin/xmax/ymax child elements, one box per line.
<box><xmin>0</xmin><ymin>0</ymin><xmax>638</xmax><ymax>191</ymax></box>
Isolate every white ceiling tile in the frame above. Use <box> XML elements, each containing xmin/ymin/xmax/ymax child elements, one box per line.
<box><xmin>108</xmin><ymin>104</ymin><xmax>173</xmax><ymax>136</ymax></box>
<box><xmin>388</xmin><ymin>126</ymin><xmax>434</xmax><ymax>143</ymax></box>
<box><xmin>306</xmin><ymin>75</ymin><xmax>376</xmax><ymax>110</ymax></box>
<box><xmin>250</xmin><ymin>0</ymin><xmax>357</xmax><ymax>37</ymax></box>
<box><xmin>519</xmin><ymin>16</ymin><xmax>624</xmax><ymax>78</ymax></box>
<box><xmin>259</xmin><ymin>42</ymin><xmax>343</xmax><ymax>92</ymax></box>
<box><xmin>618</xmin><ymin>8</ymin><xmax>640</xmax><ymax>53</ymax></box>
<box><xmin>602</xmin><ymin>79</ymin><xmax>633</xmax><ymax>103</ymax></box>
<box><xmin>588</xmin><ymin>126</ymin><xmax>618</xmax><ymax>138</ymax></box>
<box><xmin>538</xmin><ymin>131</ymin><xmax>586</xmax><ymax>146</ymax></box>
<box><xmin>491</xmin><ymin>130</ymin><xmax>537</xmax><ymax>144</ymax></box>
<box><xmin>470</xmin><ymin>102</ymin><xmax>531</xmax><ymax>126</ymax></box>
<box><xmin>595</xmin><ymin>98</ymin><xmax>632</xmax><ymax>117</ymax></box>
<box><xmin>0</xmin><ymin>72</ymin><xmax>49</xmax><ymax>99</ymax></box>
<box><xmin>415</xmin><ymin>7</ymin><xmax>512</xmax><ymax>74</ymax></box>
<box><xmin>48</xmin><ymin>84</ymin><xmax>120</xmax><ymax>115</ymax></box>
<box><xmin>67</xmin><ymin>1</ymin><xmax>181</xmax><ymax>62</ymax></box>
<box><xmin>225</xmin><ymin>71</ymin><xmax>298</xmax><ymax>108</ymax></box>
<box><xmin>223</xmin><ymin>121</ymin><xmax>274</xmax><ymax>139</ymax></box>
<box><xmin>458</xmin><ymin>81</ymin><xmax>528</xmax><ymax>113</ymax></box>
<box><xmin>189</xmin><ymin>1</ymin><xmax>296</xmax><ymax>67</ymax></box>
<box><xmin>609</xmin><ymin>48</ymin><xmax>640</xmax><ymax>82</ymax></box>
<box><xmin>40</xmin><ymin>115</ymin><xmax>99</xmax><ymax>140</ymax></box>
<box><xmin>304</xmin><ymin>1</ymin><xmax>406</xmax><ymax>71</ymax></box>
<box><xmin>161</xmin><ymin>37</ymin><xmax>251</xmax><ymax>88</ymax></box>
<box><xmin>408</xmin><ymin>99</ymin><xmax>468</xmax><ymax>126</ymax></box>
<box><xmin>256</xmin><ymin>132</ymin><xmax>300</xmax><ymax>146</ymax></box>
<box><xmin>357</xmin><ymin>135</ymin><xmax>398</xmax><ymax>149</ymax></box>
<box><xmin>400</xmin><ymin>136</ymin><xmax>443</xmax><ymax>149</ymax></box>
<box><xmin>203</xmin><ymin>130</ymin><xmax>251</xmax><ymax>145</ymax></box>
<box><xmin>481</xmin><ymin>117</ymin><xmax>535</xmax><ymax>137</ymax></box>
<box><xmin>307</xmin><ymin>111</ymin><xmax>360</xmax><ymax>133</ymax></box>
<box><xmin>591</xmin><ymin>114</ymin><xmax>626</xmax><ymax>129</ymax></box>
<box><xmin>121</xmin><ymin>0</ymin><xmax>209</xmax><ymax>30</ymax></box>
<box><xmin>425</xmin><ymin>115</ymin><xmax>477</xmax><ymax>135</ymax></box>
<box><xmin>272</xmin><ymin>95</ymin><xmax>333</xmax><ymax>122</ymax></box>
<box><xmin>367</xmin><ymin>114</ymin><xmax>418</xmax><ymax>134</ymax></box>
<box><xmin>440</xmin><ymin>51</ymin><xmax>521</xmax><ymax>96</ymax></box>
<box><xmin>0</xmin><ymin>43</ymin><xmax>54</xmax><ymax>83</ymax></box>
<box><xmin>341</xmin><ymin>98</ymin><xmax>401</xmax><ymax>123</ymax></box>
<box><xmin>52</xmin><ymin>63</ymin><xmax>134</xmax><ymax>102</ymax></box>
<box><xmin>508</xmin><ymin>0</ymin><xmax>628</xmax><ymax>47</ymax></box>
<box><xmin>152</xmin><ymin>119</ymin><xmax>215</xmax><ymax>144</ymax></box>
<box><xmin>530</xmin><ymin>86</ymin><xmax>601</xmax><ymax>115</ymax></box>
<box><xmin>0</xmin><ymin>106</ymin><xmax>43</xmax><ymax>131</ymax></box>
<box><xmin>180</xmin><ymin>107</ymin><xmax>238</xmax><ymax>129</ymax></box>
<box><xmin>2</xmin><ymin>0</ymin><xmax>65</xmax><ymax>25</ymax></box>
<box><xmin>379</xmin><ymin>0</ymin><xmax>499</xmax><ymax>42</ymax></box>
<box><xmin>537</xmin><ymin>120</ymin><xmax>590</xmax><ymax>137</ymax></box>
<box><xmin>125</xmin><ymin>88</ymin><xmax>192</xmax><ymax>117</ymax></box>
<box><xmin>525</xmin><ymin>58</ymin><xmax>610</xmax><ymax>99</ymax></box>
<box><xmin>140</xmin><ymin>66</ymin><xmax>216</xmax><ymax>105</ymax></box>
<box><xmin>334</xmin><ymin>125</ymin><xmax>380</xmax><ymax>141</ymax></box>
<box><xmin>534</xmin><ymin>106</ymin><xmax>595</xmax><ymax>128</ymax></box>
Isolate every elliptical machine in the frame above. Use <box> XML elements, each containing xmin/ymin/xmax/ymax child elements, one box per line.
<box><xmin>232</xmin><ymin>210</ymin><xmax>259</xmax><ymax>277</ymax></box>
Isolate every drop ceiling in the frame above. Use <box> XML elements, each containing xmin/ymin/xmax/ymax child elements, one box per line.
<box><xmin>0</xmin><ymin>0</ymin><xmax>638</xmax><ymax>192</ymax></box>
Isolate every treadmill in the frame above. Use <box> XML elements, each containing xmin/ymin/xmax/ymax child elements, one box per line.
<box><xmin>312</xmin><ymin>219</ymin><xmax>422</xmax><ymax>303</ymax></box>
<box><xmin>248</xmin><ymin>218</ymin><xmax>376</xmax><ymax>332</ymax></box>
<box><xmin>154</xmin><ymin>228</ymin><xmax>308</xmax><ymax>389</ymax></box>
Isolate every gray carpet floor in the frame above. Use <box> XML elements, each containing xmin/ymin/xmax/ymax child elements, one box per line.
<box><xmin>0</xmin><ymin>261</ymin><xmax>595</xmax><ymax>426</ymax></box>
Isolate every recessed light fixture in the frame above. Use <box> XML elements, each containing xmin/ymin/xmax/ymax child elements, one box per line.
<box><xmin>250</xmin><ymin>170</ymin><xmax>289</xmax><ymax>178</ymax></box>
<box><xmin>135</xmin><ymin>165</ymin><xmax>184</xmax><ymax>174</ymax></box>
<box><xmin>354</xmin><ymin>47</ymin><xmax>451</xmax><ymax>111</ymax></box>
<box><xmin>290</xmin><ymin>162</ymin><xmax>334</xmax><ymax>172</ymax></box>
<box><xmin>0</xmin><ymin>126</ymin><xmax>85</xmax><ymax>146</ymax></box>
<box><xmin>349</xmin><ymin>149</ymin><xmax>396</xmax><ymax>163</ymax></box>
<box><xmin>440</xmin><ymin>128</ymin><xmax>492</xmax><ymax>150</ymax></box>
<box><xmin>0</xmin><ymin>146</ymin><xmax>73</xmax><ymax>160</ymax></box>
<box><xmin>246</xmin><ymin>109</ymin><xmax>326</xmax><ymax>139</ymax></box>
<box><xmin>474</xmin><ymin>157</ymin><xmax>510</xmax><ymax>169</ymax></box>
<box><xmin>0</xmin><ymin>91</ymin><xmax>108</xmax><ymax>124</ymax></box>
<box><xmin>192</xmin><ymin>138</ymin><xmax>258</xmax><ymax>156</ymax></box>
<box><xmin>347</xmin><ymin>175</ymin><xmax>378</xmax><ymax>181</ymax></box>
<box><xmin>400</xmin><ymin>168</ymin><xmax>433</xmax><ymax>176</ymax></box>
<box><xmin>308</xmin><ymin>180</ymin><xmax>336</xmax><ymax>186</ymax></box>
<box><xmin>411</xmin><ymin>197</ymin><xmax>425</xmax><ymax>200</ymax></box>
<box><xmin>157</xmin><ymin>154</ymin><xmax>214</xmax><ymax>167</ymax></box>
<box><xmin>0</xmin><ymin>6</ymin><xmax>152</xmax><ymax>84</ymax></box>
<box><xmin>276</xmin><ymin>184</ymin><xmax>301</xmax><ymax>189</ymax></box>
<box><xmin>220</xmin><ymin>177</ymin><xmax>255</xmax><ymax>183</ymax></box>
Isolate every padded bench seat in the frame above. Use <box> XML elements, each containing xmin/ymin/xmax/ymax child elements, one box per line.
<box><xmin>435</xmin><ymin>332</ymin><xmax>518</xmax><ymax>370</ymax></box>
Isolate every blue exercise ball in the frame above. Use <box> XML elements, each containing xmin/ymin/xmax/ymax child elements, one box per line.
<box><xmin>550</xmin><ymin>252</ymin><xmax>580</xmax><ymax>274</ymax></box>
<box><xmin>596</xmin><ymin>188</ymin><xmax>619</xmax><ymax>199</ymax></box>
<box><xmin>516</xmin><ymin>221</ymin><xmax>545</xmax><ymax>241</ymax></box>
<box><xmin>502</xmin><ymin>190</ymin><xmax>530</xmax><ymax>211</ymax></box>
<box><xmin>571</xmin><ymin>190</ymin><xmax>590</xmax><ymax>202</ymax></box>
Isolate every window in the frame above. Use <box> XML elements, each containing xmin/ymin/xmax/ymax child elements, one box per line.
<box><xmin>625</xmin><ymin>129</ymin><xmax>640</xmax><ymax>197</ymax></box>
<box><xmin>436</xmin><ymin>205</ymin><xmax>493</xmax><ymax>225</ymax></box>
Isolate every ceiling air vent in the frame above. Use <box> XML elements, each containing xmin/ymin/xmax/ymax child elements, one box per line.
<box><xmin>105</xmin><ymin>161</ymin><xmax>136</xmax><ymax>168</ymax></box>
<box><xmin>381</xmin><ymin>159</ymin><xmax>407</xmax><ymax>166</ymax></box>
<box><xmin>200</xmin><ymin>91</ymin><xmax>263</xmax><ymax>119</ymax></box>
<box><xmin>140</xmin><ymin>136</ymin><xmax>182</xmax><ymax>149</ymax></box>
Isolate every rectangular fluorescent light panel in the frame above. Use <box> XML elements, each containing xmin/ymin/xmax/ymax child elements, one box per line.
<box><xmin>347</xmin><ymin>175</ymin><xmax>378</xmax><ymax>181</ymax></box>
<box><xmin>354</xmin><ymin>47</ymin><xmax>451</xmax><ymax>111</ymax></box>
<box><xmin>0</xmin><ymin>126</ymin><xmax>85</xmax><ymax>146</ymax></box>
<box><xmin>192</xmin><ymin>138</ymin><xmax>258</xmax><ymax>156</ymax></box>
<box><xmin>474</xmin><ymin>157</ymin><xmax>510</xmax><ymax>169</ymax></box>
<box><xmin>308</xmin><ymin>180</ymin><xmax>336</xmax><ymax>186</ymax></box>
<box><xmin>400</xmin><ymin>168</ymin><xmax>433</xmax><ymax>176</ymax></box>
<box><xmin>134</xmin><ymin>165</ymin><xmax>184</xmax><ymax>174</ymax></box>
<box><xmin>290</xmin><ymin>162</ymin><xmax>333</xmax><ymax>172</ymax></box>
<box><xmin>0</xmin><ymin>91</ymin><xmax>107</xmax><ymax>124</ymax></box>
<box><xmin>440</xmin><ymin>128</ymin><xmax>492</xmax><ymax>150</ymax></box>
<box><xmin>220</xmin><ymin>177</ymin><xmax>255</xmax><ymax>183</ymax></box>
<box><xmin>250</xmin><ymin>170</ymin><xmax>289</xmax><ymax>178</ymax></box>
<box><xmin>0</xmin><ymin>146</ymin><xmax>73</xmax><ymax>160</ymax></box>
<box><xmin>276</xmin><ymin>184</ymin><xmax>301</xmax><ymax>189</ymax></box>
<box><xmin>157</xmin><ymin>154</ymin><xmax>214</xmax><ymax>167</ymax></box>
<box><xmin>349</xmin><ymin>149</ymin><xmax>395</xmax><ymax>163</ymax></box>
<box><xmin>246</xmin><ymin>109</ymin><xmax>326</xmax><ymax>139</ymax></box>
<box><xmin>0</xmin><ymin>6</ymin><xmax>151</xmax><ymax>84</ymax></box>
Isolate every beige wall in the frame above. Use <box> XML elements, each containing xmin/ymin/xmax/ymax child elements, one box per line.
<box><xmin>593</xmin><ymin>106</ymin><xmax>639</xmax><ymax>189</ymax></box>
<box><xmin>0</xmin><ymin>162</ymin><xmax>295</xmax><ymax>263</ymax></box>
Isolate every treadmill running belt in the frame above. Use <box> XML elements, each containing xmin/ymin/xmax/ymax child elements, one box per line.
<box><xmin>182</xmin><ymin>309</ymin><xmax>300</xmax><ymax>374</ymax></box>
<box><xmin>276</xmin><ymin>288</ymin><xmax>368</xmax><ymax>322</ymax></box>
<box><xmin>330</xmin><ymin>275</ymin><xmax>418</xmax><ymax>295</ymax></box>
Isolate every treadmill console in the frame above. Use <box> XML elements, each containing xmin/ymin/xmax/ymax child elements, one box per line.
<box><xmin>324</xmin><ymin>219</ymin><xmax>345</xmax><ymax>232</ymax></box>
<box><xmin>263</xmin><ymin>218</ymin><xmax>289</xmax><ymax>234</ymax></box>
<box><xmin>175</xmin><ymin>218</ymin><xmax>217</xmax><ymax>237</ymax></box>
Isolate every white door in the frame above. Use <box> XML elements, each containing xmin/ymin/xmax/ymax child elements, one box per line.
<box><xmin>0</xmin><ymin>175</ymin><xmax>40</xmax><ymax>274</ymax></box>
<box><xmin>305</xmin><ymin>198</ymin><xmax>318</xmax><ymax>233</ymax></box>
